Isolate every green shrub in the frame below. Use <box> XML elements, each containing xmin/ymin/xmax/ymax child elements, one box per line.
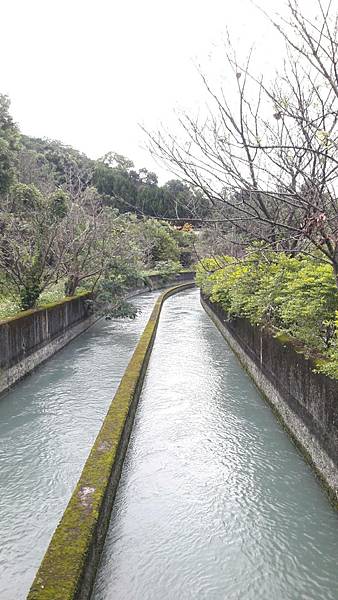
<box><xmin>196</xmin><ymin>251</ymin><xmax>338</xmax><ymax>376</ymax></box>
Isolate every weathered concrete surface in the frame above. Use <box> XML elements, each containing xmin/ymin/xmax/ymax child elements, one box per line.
<box><xmin>0</xmin><ymin>273</ymin><xmax>195</xmax><ymax>396</ymax></box>
<box><xmin>127</xmin><ymin>271</ymin><xmax>195</xmax><ymax>298</ymax></box>
<box><xmin>27</xmin><ymin>282</ymin><xmax>195</xmax><ymax>600</ymax></box>
<box><xmin>0</xmin><ymin>295</ymin><xmax>95</xmax><ymax>395</ymax></box>
<box><xmin>201</xmin><ymin>294</ymin><xmax>338</xmax><ymax>505</ymax></box>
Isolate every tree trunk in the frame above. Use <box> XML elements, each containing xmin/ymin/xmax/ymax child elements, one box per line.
<box><xmin>65</xmin><ymin>275</ymin><xmax>79</xmax><ymax>297</ymax></box>
<box><xmin>332</xmin><ymin>257</ymin><xmax>338</xmax><ymax>292</ymax></box>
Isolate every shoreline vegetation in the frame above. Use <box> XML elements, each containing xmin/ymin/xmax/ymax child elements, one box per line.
<box><xmin>0</xmin><ymin>268</ymin><xmax>195</xmax><ymax>322</ymax></box>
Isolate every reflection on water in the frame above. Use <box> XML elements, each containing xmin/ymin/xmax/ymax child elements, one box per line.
<box><xmin>0</xmin><ymin>292</ymin><xmax>160</xmax><ymax>600</ymax></box>
<box><xmin>92</xmin><ymin>289</ymin><xmax>338</xmax><ymax>600</ymax></box>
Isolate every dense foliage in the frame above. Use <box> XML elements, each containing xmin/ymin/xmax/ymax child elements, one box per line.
<box><xmin>196</xmin><ymin>252</ymin><xmax>338</xmax><ymax>378</ymax></box>
<box><xmin>19</xmin><ymin>138</ymin><xmax>209</xmax><ymax>220</ymax></box>
<box><xmin>0</xmin><ymin>95</ymin><xmax>20</xmax><ymax>194</ymax></box>
<box><xmin>0</xmin><ymin>95</ymin><xmax>196</xmax><ymax>317</ymax></box>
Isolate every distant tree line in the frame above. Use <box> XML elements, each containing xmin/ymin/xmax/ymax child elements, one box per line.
<box><xmin>17</xmin><ymin>135</ymin><xmax>210</xmax><ymax>220</ymax></box>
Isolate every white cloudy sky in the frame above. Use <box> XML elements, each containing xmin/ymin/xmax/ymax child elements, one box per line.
<box><xmin>1</xmin><ymin>0</ymin><xmax>295</xmax><ymax>180</ymax></box>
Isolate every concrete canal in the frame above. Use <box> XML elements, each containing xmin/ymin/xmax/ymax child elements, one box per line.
<box><xmin>0</xmin><ymin>291</ymin><xmax>160</xmax><ymax>600</ymax></box>
<box><xmin>92</xmin><ymin>288</ymin><xmax>338</xmax><ymax>600</ymax></box>
<box><xmin>1</xmin><ymin>287</ymin><xmax>338</xmax><ymax>599</ymax></box>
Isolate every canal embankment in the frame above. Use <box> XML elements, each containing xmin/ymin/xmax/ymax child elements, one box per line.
<box><xmin>90</xmin><ymin>288</ymin><xmax>338</xmax><ymax>600</ymax></box>
<box><xmin>0</xmin><ymin>272</ymin><xmax>195</xmax><ymax>395</ymax></box>
<box><xmin>27</xmin><ymin>282</ymin><xmax>194</xmax><ymax>600</ymax></box>
<box><xmin>201</xmin><ymin>293</ymin><xmax>338</xmax><ymax>504</ymax></box>
<box><xmin>0</xmin><ymin>293</ymin><xmax>94</xmax><ymax>395</ymax></box>
<box><xmin>127</xmin><ymin>270</ymin><xmax>195</xmax><ymax>298</ymax></box>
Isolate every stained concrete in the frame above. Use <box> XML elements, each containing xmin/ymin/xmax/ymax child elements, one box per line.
<box><xmin>202</xmin><ymin>295</ymin><xmax>338</xmax><ymax>504</ymax></box>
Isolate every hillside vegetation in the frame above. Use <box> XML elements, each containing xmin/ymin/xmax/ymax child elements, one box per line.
<box><xmin>0</xmin><ymin>95</ymin><xmax>198</xmax><ymax>319</ymax></box>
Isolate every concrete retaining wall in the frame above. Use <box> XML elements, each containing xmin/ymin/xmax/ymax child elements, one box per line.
<box><xmin>127</xmin><ymin>270</ymin><xmax>195</xmax><ymax>298</ymax></box>
<box><xmin>0</xmin><ymin>272</ymin><xmax>195</xmax><ymax>396</ymax></box>
<box><xmin>0</xmin><ymin>294</ymin><xmax>95</xmax><ymax>395</ymax></box>
<box><xmin>201</xmin><ymin>294</ymin><xmax>338</xmax><ymax>504</ymax></box>
<box><xmin>28</xmin><ymin>282</ymin><xmax>194</xmax><ymax>600</ymax></box>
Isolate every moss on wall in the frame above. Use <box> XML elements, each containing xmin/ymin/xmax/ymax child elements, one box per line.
<box><xmin>27</xmin><ymin>281</ymin><xmax>194</xmax><ymax>600</ymax></box>
<box><xmin>0</xmin><ymin>292</ymin><xmax>90</xmax><ymax>326</ymax></box>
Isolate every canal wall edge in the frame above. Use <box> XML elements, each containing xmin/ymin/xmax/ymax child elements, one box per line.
<box><xmin>0</xmin><ymin>272</ymin><xmax>195</xmax><ymax>396</ymax></box>
<box><xmin>0</xmin><ymin>293</ymin><xmax>95</xmax><ymax>395</ymax></box>
<box><xmin>127</xmin><ymin>270</ymin><xmax>195</xmax><ymax>298</ymax></box>
<box><xmin>27</xmin><ymin>282</ymin><xmax>194</xmax><ymax>600</ymax></box>
<box><xmin>201</xmin><ymin>294</ymin><xmax>338</xmax><ymax>506</ymax></box>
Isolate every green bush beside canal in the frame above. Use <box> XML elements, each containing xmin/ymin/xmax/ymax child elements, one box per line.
<box><xmin>196</xmin><ymin>252</ymin><xmax>338</xmax><ymax>378</ymax></box>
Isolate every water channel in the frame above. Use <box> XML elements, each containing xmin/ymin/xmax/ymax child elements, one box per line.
<box><xmin>1</xmin><ymin>287</ymin><xmax>338</xmax><ymax>599</ymax></box>
<box><xmin>92</xmin><ymin>288</ymin><xmax>338</xmax><ymax>600</ymax></box>
<box><xmin>0</xmin><ymin>291</ymin><xmax>160</xmax><ymax>600</ymax></box>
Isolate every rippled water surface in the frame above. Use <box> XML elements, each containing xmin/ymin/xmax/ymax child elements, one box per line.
<box><xmin>0</xmin><ymin>292</ymin><xmax>160</xmax><ymax>600</ymax></box>
<box><xmin>92</xmin><ymin>289</ymin><xmax>338</xmax><ymax>600</ymax></box>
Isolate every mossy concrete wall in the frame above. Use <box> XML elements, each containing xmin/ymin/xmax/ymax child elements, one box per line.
<box><xmin>28</xmin><ymin>282</ymin><xmax>194</xmax><ymax>600</ymax></box>
<box><xmin>0</xmin><ymin>294</ymin><xmax>95</xmax><ymax>395</ymax></box>
<box><xmin>202</xmin><ymin>294</ymin><xmax>338</xmax><ymax>505</ymax></box>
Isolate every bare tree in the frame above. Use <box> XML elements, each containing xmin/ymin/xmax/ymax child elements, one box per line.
<box><xmin>56</xmin><ymin>187</ymin><xmax>115</xmax><ymax>296</ymax></box>
<box><xmin>145</xmin><ymin>0</ymin><xmax>338</xmax><ymax>285</ymax></box>
<box><xmin>0</xmin><ymin>184</ymin><xmax>67</xmax><ymax>309</ymax></box>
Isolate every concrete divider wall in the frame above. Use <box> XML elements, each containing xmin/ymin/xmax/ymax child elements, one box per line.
<box><xmin>28</xmin><ymin>282</ymin><xmax>194</xmax><ymax>600</ymax></box>
<box><xmin>201</xmin><ymin>294</ymin><xmax>338</xmax><ymax>504</ymax></box>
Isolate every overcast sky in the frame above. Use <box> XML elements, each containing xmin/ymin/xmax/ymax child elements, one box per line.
<box><xmin>1</xmin><ymin>0</ymin><xmax>291</xmax><ymax>181</ymax></box>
